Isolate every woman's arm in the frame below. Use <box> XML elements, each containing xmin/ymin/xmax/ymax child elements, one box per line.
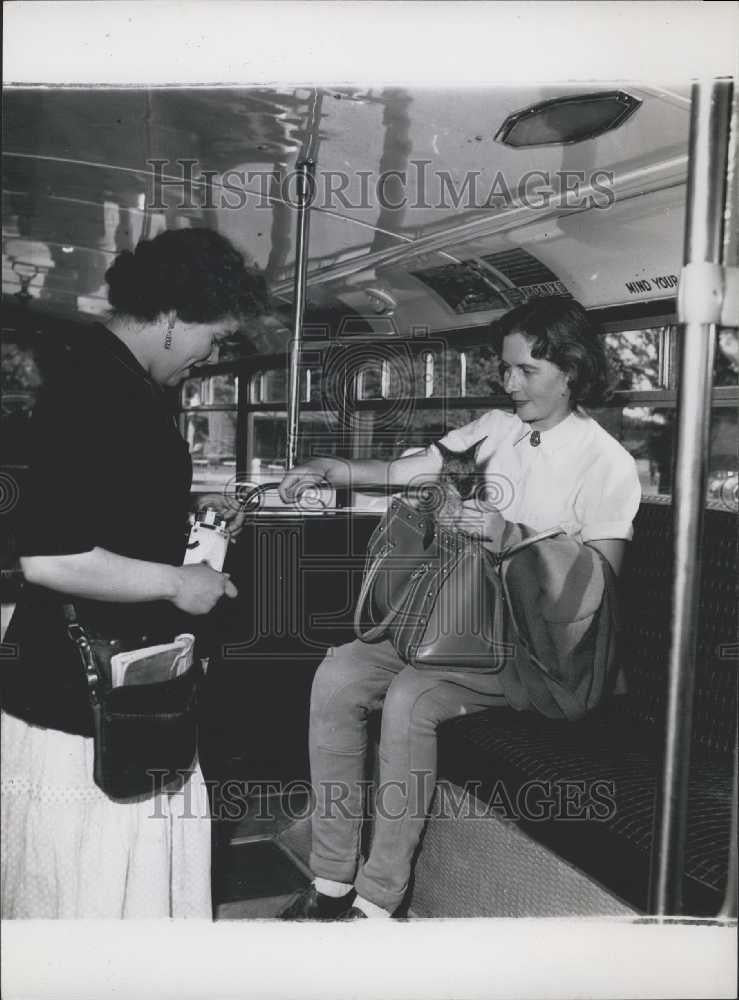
<box><xmin>451</xmin><ymin>506</ymin><xmax>627</xmax><ymax>575</ymax></box>
<box><xmin>21</xmin><ymin>546</ymin><xmax>237</xmax><ymax>614</ymax></box>
<box><xmin>279</xmin><ymin>450</ymin><xmax>443</xmax><ymax>502</ymax></box>
<box><xmin>584</xmin><ymin>539</ymin><xmax>625</xmax><ymax>575</ymax></box>
<box><xmin>21</xmin><ymin>548</ymin><xmax>181</xmax><ymax>602</ymax></box>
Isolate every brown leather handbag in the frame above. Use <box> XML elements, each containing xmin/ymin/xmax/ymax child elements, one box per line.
<box><xmin>354</xmin><ymin>496</ymin><xmax>562</xmax><ymax>672</ymax></box>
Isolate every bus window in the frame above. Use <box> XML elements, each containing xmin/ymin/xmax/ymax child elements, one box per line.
<box><xmin>254</xmin><ymin>369</ymin><xmax>287</xmax><ymax>404</ymax></box>
<box><xmin>246</xmin><ymin>408</ymin><xmax>338</xmax><ymax>506</ymax></box>
<box><xmin>353</xmin><ymin>345</ymin><xmax>503</xmax><ymax>403</ymax></box>
<box><xmin>707</xmin><ymin>408</ymin><xmax>738</xmax><ymax>508</ymax></box>
<box><xmin>185</xmin><ymin>411</ymin><xmax>238</xmax><ymax>490</ymax></box>
<box><xmin>181</xmin><ymin>373</ymin><xmax>239</xmax><ymax>491</ymax></box>
<box><xmin>460</xmin><ymin>345</ymin><xmax>504</xmax><ymax>396</ymax></box>
<box><xmin>715</xmin><ymin>328</ymin><xmax>738</xmax><ymax>385</ymax></box>
<box><xmin>248</xmin><ymin>410</ymin><xmax>286</xmax><ymax>480</ymax></box>
<box><xmin>589</xmin><ymin>403</ymin><xmax>736</xmax><ymax>508</ymax></box>
<box><xmin>182</xmin><ymin>377</ymin><xmax>203</xmax><ymax>408</ymax></box>
<box><xmin>209</xmin><ymin>374</ymin><xmax>238</xmax><ymax>404</ymax></box>
<box><xmin>604</xmin><ymin>328</ymin><xmax>665</xmax><ymax>390</ymax></box>
<box><xmin>349</xmin><ymin>406</ymin><xmax>496</xmax><ymax>511</ymax></box>
<box><xmin>593</xmin><ymin>322</ymin><xmax>738</xmax><ymax>509</ymax></box>
<box><xmin>356</xmin><ymin>362</ymin><xmax>383</xmax><ymax>400</ymax></box>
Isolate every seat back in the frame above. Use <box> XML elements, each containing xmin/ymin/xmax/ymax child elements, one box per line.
<box><xmin>617</xmin><ymin>498</ymin><xmax>737</xmax><ymax>756</ymax></box>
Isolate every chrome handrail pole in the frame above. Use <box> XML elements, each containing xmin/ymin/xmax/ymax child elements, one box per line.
<box><xmin>286</xmin><ymin>158</ymin><xmax>315</xmax><ymax>470</ymax></box>
<box><xmin>649</xmin><ymin>78</ymin><xmax>734</xmax><ymax>916</ymax></box>
<box><xmin>718</xmin><ymin>734</ymin><xmax>738</xmax><ymax>919</ymax></box>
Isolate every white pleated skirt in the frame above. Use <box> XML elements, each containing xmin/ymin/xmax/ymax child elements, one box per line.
<box><xmin>1</xmin><ymin>711</ymin><xmax>212</xmax><ymax>919</ymax></box>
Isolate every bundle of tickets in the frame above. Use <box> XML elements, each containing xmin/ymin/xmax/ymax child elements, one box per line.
<box><xmin>110</xmin><ymin>633</ymin><xmax>196</xmax><ymax>688</ymax></box>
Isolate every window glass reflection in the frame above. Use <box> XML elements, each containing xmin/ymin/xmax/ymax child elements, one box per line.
<box><xmin>604</xmin><ymin>328</ymin><xmax>664</xmax><ymax>391</ymax></box>
<box><xmin>208</xmin><ymin>373</ymin><xmax>238</xmax><ymax>405</ymax></box>
<box><xmin>350</xmin><ymin>407</ymin><xmax>495</xmax><ymax>463</ymax></box>
<box><xmin>356</xmin><ymin>364</ymin><xmax>382</xmax><ymax>400</ymax></box>
<box><xmin>589</xmin><ymin>405</ymin><xmax>737</xmax><ymax>509</ymax></box>
<box><xmin>247</xmin><ymin>411</ymin><xmax>338</xmax><ymax>508</ymax></box>
<box><xmin>715</xmin><ymin>328</ymin><xmax>739</xmax><ymax>386</ymax></box>
<box><xmin>708</xmin><ymin>408</ymin><xmax>738</xmax><ymax>509</ymax></box>
<box><xmin>182</xmin><ymin>377</ymin><xmax>202</xmax><ymax>408</ymax></box>
<box><xmin>462</xmin><ymin>345</ymin><xmax>504</xmax><ymax>395</ymax></box>
<box><xmin>258</xmin><ymin>369</ymin><xmax>287</xmax><ymax>403</ymax></box>
<box><xmin>185</xmin><ymin>411</ymin><xmax>237</xmax><ymax>489</ymax></box>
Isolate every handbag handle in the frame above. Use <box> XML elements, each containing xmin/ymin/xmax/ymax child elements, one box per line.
<box><xmin>353</xmin><ymin>523</ymin><xmax>566</xmax><ymax>644</ymax></box>
<box><xmin>353</xmin><ymin>540</ymin><xmax>412</xmax><ymax>642</ymax></box>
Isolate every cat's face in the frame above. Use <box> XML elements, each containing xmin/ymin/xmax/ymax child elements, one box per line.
<box><xmin>435</xmin><ymin>437</ymin><xmax>486</xmax><ymax>502</ymax></box>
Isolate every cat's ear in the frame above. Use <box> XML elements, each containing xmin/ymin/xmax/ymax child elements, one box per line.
<box><xmin>472</xmin><ymin>436</ymin><xmax>487</xmax><ymax>461</ymax></box>
<box><xmin>434</xmin><ymin>439</ymin><xmax>453</xmax><ymax>458</ymax></box>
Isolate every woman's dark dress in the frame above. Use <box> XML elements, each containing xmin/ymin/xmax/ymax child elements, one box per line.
<box><xmin>2</xmin><ymin>322</ymin><xmax>193</xmax><ymax>735</ymax></box>
<box><xmin>0</xmin><ymin>322</ymin><xmax>212</xmax><ymax>919</ymax></box>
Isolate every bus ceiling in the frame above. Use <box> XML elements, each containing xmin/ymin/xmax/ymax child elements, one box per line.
<box><xmin>2</xmin><ymin>84</ymin><xmax>698</xmax><ymax>340</ymax></box>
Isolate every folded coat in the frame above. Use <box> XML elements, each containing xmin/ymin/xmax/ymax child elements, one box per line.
<box><xmin>496</xmin><ymin>522</ymin><xmax>620</xmax><ymax>722</ymax></box>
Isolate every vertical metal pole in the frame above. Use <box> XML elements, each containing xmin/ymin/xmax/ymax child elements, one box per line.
<box><xmin>286</xmin><ymin>158</ymin><xmax>315</xmax><ymax>470</ymax></box>
<box><xmin>718</xmin><ymin>88</ymin><xmax>739</xmax><ymax>924</ymax></box>
<box><xmin>718</xmin><ymin>735</ymin><xmax>738</xmax><ymax>918</ymax></box>
<box><xmin>649</xmin><ymin>79</ymin><xmax>734</xmax><ymax>916</ymax></box>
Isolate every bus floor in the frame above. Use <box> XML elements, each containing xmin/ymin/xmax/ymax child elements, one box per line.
<box><xmin>212</xmin><ymin>786</ymin><xmax>421</xmax><ymax>919</ymax></box>
<box><xmin>213</xmin><ymin>786</ymin><xmax>313</xmax><ymax>919</ymax></box>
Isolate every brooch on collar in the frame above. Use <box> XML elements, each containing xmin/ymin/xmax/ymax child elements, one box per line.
<box><xmin>529</xmin><ymin>430</ymin><xmax>541</xmax><ymax>447</ymax></box>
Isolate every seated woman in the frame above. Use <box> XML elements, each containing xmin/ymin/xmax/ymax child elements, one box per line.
<box><xmin>0</xmin><ymin>228</ymin><xmax>258</xmax><ymax>919</ymax></box>
<box><xmin>277</xmin><ymin>296</ymin><xmax>641</xmax><ymax>920</ymax></box>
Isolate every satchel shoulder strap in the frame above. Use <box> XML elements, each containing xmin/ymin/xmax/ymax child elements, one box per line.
<box><xmin>496</xmin><ymin>525</ymin><xmax>565</xmax><ymax>564</ymax></box>
<box><xmin>354</xmin><ymin>540</ymin><xmax>403</xmax><ymax>642</ymax></box>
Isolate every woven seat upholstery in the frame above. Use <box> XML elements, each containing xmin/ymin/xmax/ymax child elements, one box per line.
<box><xmin>437</xmin><ymin>500</ymin><xmax>737</xmax><ymax>916</ymax></box>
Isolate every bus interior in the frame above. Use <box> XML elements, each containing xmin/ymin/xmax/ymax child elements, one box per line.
<box><xmin>2</xmin><ymin>81</ymin><xmax>737</xmax><ymax>924</ymax></box>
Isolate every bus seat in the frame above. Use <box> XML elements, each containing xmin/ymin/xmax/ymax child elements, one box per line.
<box><xmin>429</xmin><ymin>498</ymin><xmax>736</xmax><ymax>917</ymax></box>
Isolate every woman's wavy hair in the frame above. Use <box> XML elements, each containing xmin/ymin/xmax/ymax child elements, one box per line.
<box><xmin>493</xmin><ymin>296</ymin><xmax>612</xmax><ymax>407</ymax></box>
<box><xmin>105</xmin><ymin>228</ymin><xmax>269</xmax><ymax>323</ymax></box>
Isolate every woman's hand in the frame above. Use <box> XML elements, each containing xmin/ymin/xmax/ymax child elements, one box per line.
<box><xmin>193</xmin><ymin>493</ymin><xmax>247</xmax><ymax>541</ymax></box>
<box><xmin>451</xmin><ymin>500</ymin><xmax>507</xmax><ymax>547</ymax></box>
<box><xmin>278</xmin><ymin>459</ymin><xmax>338</xmax><ymax>504</ymax></box>
<box><xmin>170</xmin><ymin>563</ymin><xmax>238</xmax><ymax>614</ymax></box>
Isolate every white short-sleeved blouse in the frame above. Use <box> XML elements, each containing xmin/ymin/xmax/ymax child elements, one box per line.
<box><xmin>436</xmin><ymin>407</ymin><xmax>642</xmax><ymax>543</ymax></box>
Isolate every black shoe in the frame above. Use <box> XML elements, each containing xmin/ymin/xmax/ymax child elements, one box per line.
<box><xmin>280</xmin><ymin>884</ymin><xmax>356</xmax><ymax>921</ymax></box>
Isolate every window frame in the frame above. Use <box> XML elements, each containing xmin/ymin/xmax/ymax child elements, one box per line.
<box><xmin>177</xmin><ymin>299</ymin><xmax>738</xmax><ymax>506</ymax></box>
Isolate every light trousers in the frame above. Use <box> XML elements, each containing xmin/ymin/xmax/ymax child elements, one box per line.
<box><xmin>308</xmin><ymin>639</ymin><xmax>507</xmax><ymax>912</ymax></box>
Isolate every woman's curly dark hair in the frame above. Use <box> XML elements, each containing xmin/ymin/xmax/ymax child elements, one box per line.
<box><xmin>104</xmin><ymin>228</ymin><xmax>269</xmax><ymax>323</ymax></box>
<box><xmin>493</xmin><ymin>296</ymin><xmax>612</xmax><ymax>406</ymax></box>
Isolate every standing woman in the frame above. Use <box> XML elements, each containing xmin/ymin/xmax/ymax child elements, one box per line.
<box><xmin>1</xmin><ymin>228</ymin><xmax>253</xmax><ymax>918</ymax></box>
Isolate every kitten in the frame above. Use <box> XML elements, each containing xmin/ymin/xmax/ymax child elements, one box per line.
<box><xmin>435</xmin><ymin>437</ymin><xmax>486</xmax><ymax>505</ymax></box>
<box><xmin>416</xmin><ymin>437</ymin><xmax>486</xmax><ymax>544</ymax></box>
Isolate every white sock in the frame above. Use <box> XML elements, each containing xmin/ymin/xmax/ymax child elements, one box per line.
<box><xmin>314</xmin><ymin>877</ymin><xmax>353</xmax><ymax>898</ymax></box>
<box><xmin>353</xmin><ymin>894</ymin><xmax>391</xmax><ymax>918</ymax></box>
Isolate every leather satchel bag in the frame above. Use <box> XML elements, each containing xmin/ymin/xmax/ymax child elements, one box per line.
<box><xmin>354</xmin><ymin>496</ymin><xmax>563</xmax><ymax>672</ymax></box>
<box><xmin>64</xmin><ymin>603</ymin><xmax>200</xmax><ymax>799</ymax></box>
